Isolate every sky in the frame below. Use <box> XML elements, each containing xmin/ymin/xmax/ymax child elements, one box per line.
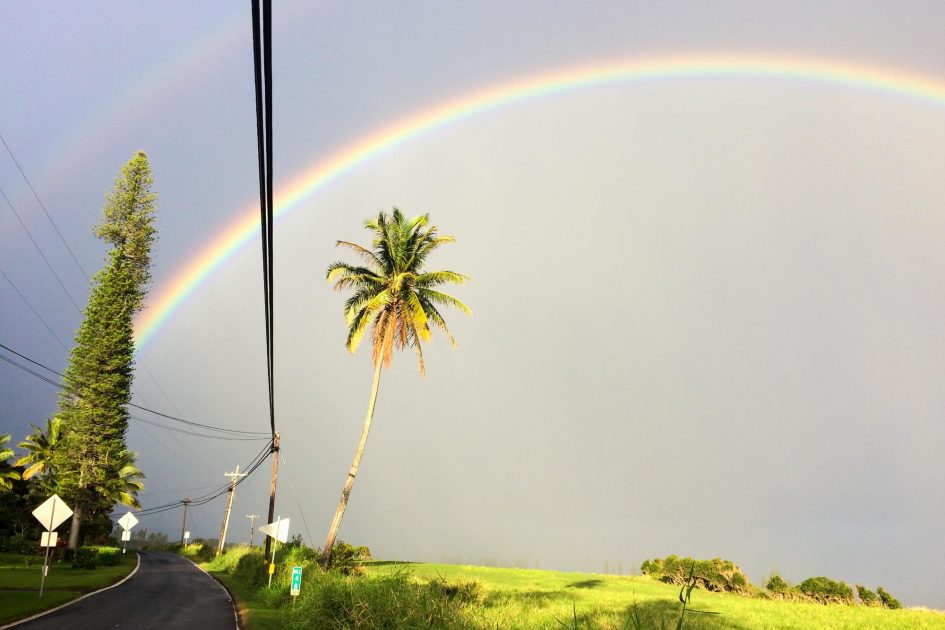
<box><xmin>2</xmin><ymin>0</ymin><xmax>945</xmax><ymax>608</ymax></box>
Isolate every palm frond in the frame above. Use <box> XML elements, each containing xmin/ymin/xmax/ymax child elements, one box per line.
<box><xmin>335</xmin><ymin>240</ymin><xmax>384</xmax><ymax>270</ymax></box>
<box><xmin>416</xmin><ymin>271</ymin><xmax>469</xmax><ymax>287</ymax></box>
<box><xmin>418</xmin><ymin>288</ymin><xmax>472</xmax><ymax>316</ymax></box>
<box><xmin>418</xmin><ymin>296</ymin><xmax>457</xmax><ymax>346</ymax></box>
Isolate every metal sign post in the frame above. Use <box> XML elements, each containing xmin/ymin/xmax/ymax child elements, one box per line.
<box><xmin>258</xmin><ymin>516</ymin><xmax>290</xmax><ymax>587</ymax></box>
<box><xmin>32</xmin><ymin>494</ymin><xmax>73</xmax><ymax>599</ymax></box>
<box><xmin>117</xmin><ymin>511</ymin><xmax>139</xmax><ymax>554</ymax></box>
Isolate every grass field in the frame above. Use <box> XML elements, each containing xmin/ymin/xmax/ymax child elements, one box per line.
<box><xmin>200</xmin><ymin>549</ymin><xmax>945</xmax><ymax>629</ymax></box>
<box><xmin>366</xmin><ymin>562</ymin><xmax>945</xmax><ymax>629</ymax></box>
<box><xmin>0</xmin><ymin>551</ymin><xmax>137</xmax><ymax>625</ymax></box>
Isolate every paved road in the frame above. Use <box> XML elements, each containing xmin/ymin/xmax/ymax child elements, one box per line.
<box><xmin>15</xmin><ymin>551</ymin><xmax>236</xmax><ymax>630</ymax></box>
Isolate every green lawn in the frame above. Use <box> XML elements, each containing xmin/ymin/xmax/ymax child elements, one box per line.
<box><xmin>0</xmin><ymin>552</ymin><xmax>137</xmax><ymax>625</ymax></box>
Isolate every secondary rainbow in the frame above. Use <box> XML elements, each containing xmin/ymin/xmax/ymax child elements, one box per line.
<box><xmin>133</xmin><ymin>53</ymin><xmax>945</xmax><ymax>350</ymax></box>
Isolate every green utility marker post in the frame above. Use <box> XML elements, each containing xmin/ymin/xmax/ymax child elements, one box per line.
<box><xmin>291</xmin><ymin>566</ymin><xmax>302</xmax><ymax>602</ymax></box>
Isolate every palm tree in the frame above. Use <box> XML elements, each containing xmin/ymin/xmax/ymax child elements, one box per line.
<box><xmin>0</xmin><ymin>434</ymin><xmax>21</xmax><ymax>492</ymax></box>
<box><xmin>113</xmin><ymin>451</ymin><xmax>145</xmax><ymax>509</ymax></box>
<box><xmin>320</xmin><ymin>208</ymin><xmax>470</xmax><ymax>567</ymax></box>
<box><xmin>15</xmin><ymin>417</ymin><xmax>63</xmax><ymax>481</ymax></box>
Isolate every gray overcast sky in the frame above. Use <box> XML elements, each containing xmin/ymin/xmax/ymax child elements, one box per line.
<box><xmin>3</xmin><ymin>0</ymin><xmax>945</xmax><ymax>607</ymax></box>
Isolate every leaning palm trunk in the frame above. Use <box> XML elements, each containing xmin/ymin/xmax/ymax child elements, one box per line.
<box><xmin>321</xmin><ymin>348</ymin><xmax>385</xmax><ymax>568</ymax></box>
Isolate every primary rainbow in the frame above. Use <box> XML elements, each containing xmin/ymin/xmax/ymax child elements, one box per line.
<box><xmin>132</xmin><ymin>53</ymin><xmax>945</xmax><ymax>351</ymax></box>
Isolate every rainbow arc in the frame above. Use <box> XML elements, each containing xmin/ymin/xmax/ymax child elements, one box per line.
<box><xmin>133</xmin><ymin>54</ymin><xmax>945</xmax><ymax>350</ymax></box>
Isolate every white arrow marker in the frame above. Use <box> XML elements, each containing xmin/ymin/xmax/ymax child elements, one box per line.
<box><xmin>258</xmin><ymin>517</ymin><xmax>290</xmax><ymax>543</ymax></box>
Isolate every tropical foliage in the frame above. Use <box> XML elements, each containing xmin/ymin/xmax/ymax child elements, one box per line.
<box><xmin>0</xmin><ymin>435</ymin><xmax>20</xmax><ymax>492</ymax></box>
<box><xmin>14</xmin><ymin>417</ymin><xmax>62</xmax><ymax>482</ymax></box>
<box><xmin>321</xmin><ymin>208</ymin><xmax>470</xmax><ymax>566</ymax></box>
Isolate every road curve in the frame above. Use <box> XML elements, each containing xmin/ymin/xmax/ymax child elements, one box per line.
<box><xmin>15</xmin><ymin>551</ymin><xmax>236</xmax><ymax>630</ymax></box>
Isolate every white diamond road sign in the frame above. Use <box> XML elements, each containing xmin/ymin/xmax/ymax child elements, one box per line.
<box><xmin>32</xmin><ymin>494</ymin><xmax>72</xmax><ymax>531</ymax></box>
<box><xmin>117</xmin><ymin>512</ymin><xmax>139</xmax><ymax>531</ymax></box>
<box><xmin>258</xmin><ymin>517</ymin><xmax>290</xmax><ymax>543</ymax></box>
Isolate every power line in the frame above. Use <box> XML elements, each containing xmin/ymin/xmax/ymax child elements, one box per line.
<box><xmin>0</xmin><ymin>133</ymin><xmax>90</xmax><ymax>280</ymax></box>
<box><xmin>136</xmin><ymin>438</ymin><xmax>273</xmax><ymax>515</ymax></box>
<box><xmin>0</xmin><ymin>267</ymin><xmax>70</xmax><ymax>351</ymax></box>
<box><xmin>0</xmin><ymin>183</ymin><xmax>83</xmax><ymax>313</ymax></box>
<box><xmin>251</xmin><ymin>0</ymin><xmax>276</xmax><ymax>437</ymax></box>
<box><xmin>0</xmin><ymin>342</ymin><xmax>269</xmax><ymax>437</ymax></box>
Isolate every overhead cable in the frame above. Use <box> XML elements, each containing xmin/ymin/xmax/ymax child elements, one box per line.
<box><xmin>0</xmin><ymin>342</ymin><xmax>269</xmax><ymax>437</ymax></box>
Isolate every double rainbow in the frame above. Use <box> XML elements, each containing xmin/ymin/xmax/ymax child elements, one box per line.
<box><xmin>133</xmin><ymin>53</ymin><xmax>945</xmax><ymax>351</ymax></box>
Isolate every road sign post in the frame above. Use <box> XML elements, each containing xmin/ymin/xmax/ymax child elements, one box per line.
<box><xmin>258</xmin><ymin>516</ymin><xmax>290</xmax><ymax>587</ymax></box>
<box><xmin>32</xmin><ymin>494</ymin><xmax>73</xmax><ymax>598</ymax></box>
<box><xmin>117</xmin><ymin>511</ymin><xmax>139</xmax><ymax>554</ymax></box>
<box><xmin>290</xmin><ymin>566</ymin><xmax>302</xmax><ymax>599</ymax></box>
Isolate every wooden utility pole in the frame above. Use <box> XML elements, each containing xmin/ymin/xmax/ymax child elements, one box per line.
<box><xmin>264</xmin><ymin>432</ymin><xmax>280</xmax><ymax>559</ymax></box>
<box><xmin>216</xmin><ymin>466</ymin><xmax>246</xmax><ymax>556</ymax></box>
<box><xmin>246</xmin><ymin>513</ymin><xmax>260</xmax><ymax>547</ymax></box>
<box><xmin>179</xmin><ymin>498</ymin><xmax>190</xmax><ymax>548</ymax></box>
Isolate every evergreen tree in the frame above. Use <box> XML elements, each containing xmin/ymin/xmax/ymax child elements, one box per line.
<box><xmin>53</xmin><ymin>151</ymin><xmax>157</xmax><ymax>548</ymax></box>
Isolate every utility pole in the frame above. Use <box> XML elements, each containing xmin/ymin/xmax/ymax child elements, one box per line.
<box><xmin>246</xmin><ymin>513</ymin><xmax>260</xmax><ymax>547</ymax></box>
<box><xmin>264</xmin><ymin>432</ymin><xmax>280</xmax><ymax>559</ymax></box>
<box><xmin>216</xmin><ymin>466</ymin><xmax>246</xmax><ymax>556</ymax></box>
<box><xmin>179</xmin><ymin>498</ymin><xmax>190</xmax><ymax>548</ymax></box>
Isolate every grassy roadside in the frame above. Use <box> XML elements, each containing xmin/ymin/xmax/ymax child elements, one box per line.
<box><xmin>209</xmin><ymin>570</ymin><xmax>282</xmax><ymax>630</ymax></box>
<box><xmin>186</xmin><ymin>546</ymin><xmax>945</xmax><ymax>630</ymax></box>
<box><xmin>0</xmin><ymin>551</ymin><xmax>138</xmax><ymax>625</ymax></box>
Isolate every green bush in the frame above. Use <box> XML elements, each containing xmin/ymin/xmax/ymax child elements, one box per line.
<box><xmin>797</xmin><ymin>576</ymin><xmax>854</xmax><ymax>605</ymax></box>
<box><xmin>7</xmin><ymin>534</ymin><xmax>39</xmax><ymax>555</ymax></box>
<box><xmin>877</xmin><ymin>586</ymin><xmax>901</xmax><ymax>609</ymax></box>
<box><xmin>324</xmin><ymin>540</ymin><xmax>372</xmax><ymax>575</ymax></box>
<box><xmin>93</xmin><ymin>546</ymin><xmax>122</xmax><ymax>566</ymax></box>
<box><xmin>72</xmin><ymin>546</ymin><xmax>98</xmax><ymax>569</ymax></box>
<box><xmin>283</xmin><ymin>570</ymin><xmax>478</xmax><ymax>630</ymax></box>
<box><xmin>234</xmin><ymin>550</ymin><xmax>268</xmax><ymax>587</ymax></box>
<box><xmin>856</xmin><ymin>584</ymin><xmax>879</xmax><ymax>606</ymax></box>
<box><xmin>639</xmin><ymin>555</ymin><xmax>754</xmax><ymax>595</ymax></box>
<box><xmin>766</xmin><ymin>574</ymin><xmax>790</xmax><ymax>595</ymax></box>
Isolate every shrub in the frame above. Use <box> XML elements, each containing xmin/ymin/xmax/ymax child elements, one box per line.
<box><xmin>325</xmin><ymin>540</ymin><xmax>372</xmax><ymax>575</ymax></box>
<box><xmin>233</xmin><ymin>550</ymin><xmax>268</xmax><ymax>587</ymax></box>
<box><xmin>766</xmin><ymin>574</ymin><xmax>790</xmax><ymax>595</ymax></box>
<box><xmin>7</xmin><ymin>534</ymin><xmax>39</xmax><ymax>555</ymax></box>
<box><xmin>639</xmin><ymin>555</ymin><xmax>754</xmax><ymax>595</ymax></box>
<box><xmin>856</xmin><ymin>584</ymin><xmax>879</xmax><ymax>606</ymax></box>
<box><xmin>877</xmin><ymin>586</ymin><xmax>902</xmax><ymax>610</ymax></box>
<box><xmin>93</xmin><ymin>546</ymin><xmax>122</xmax><ymax>566</ymax></box>
<box><xmin>72</xmin><ymin>546</ymin><xmax>98</xmax><ymax>569</ymax></box>
<box><xmin>797</xmin><ymin>576</ymin><xmax>854</xmax><ymax>605</ymax></box>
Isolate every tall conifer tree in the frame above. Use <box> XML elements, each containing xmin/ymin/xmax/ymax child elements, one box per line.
<box><xmin>54</xmin><ymin>151</ymin><xmax>157</xmax><ymax>547</ymax></box>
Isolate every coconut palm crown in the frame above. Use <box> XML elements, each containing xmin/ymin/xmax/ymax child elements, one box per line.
<box><xmin>326</xmin><ymin>207</ymin><xmax>471</xmax><ymax>373</ymax></box>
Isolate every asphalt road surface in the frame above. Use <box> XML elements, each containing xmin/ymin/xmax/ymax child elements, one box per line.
<box><xmin>15</xmin><ymin>551</ymin><xmax>237</xmax><ymax>630</ymax></box>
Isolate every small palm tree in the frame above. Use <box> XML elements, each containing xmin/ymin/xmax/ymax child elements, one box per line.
<box><xmin>15</xmin><ymin>417</ymin><xmax>63</xmax><ymax>480</ymax></box>
<box><xmin>0</xmin><ymin>434</ymin><xmax>21</xmax><ymax>492</ymax></box>
<box><xmin>321</xmin><ymin>208</ymin><xmax>470</xmax><ymax>567</ymax></box>
<box><xmin>114</xmin><ymin>451</ymin><xmax>145</xmax><ymax>509</ymax></box>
